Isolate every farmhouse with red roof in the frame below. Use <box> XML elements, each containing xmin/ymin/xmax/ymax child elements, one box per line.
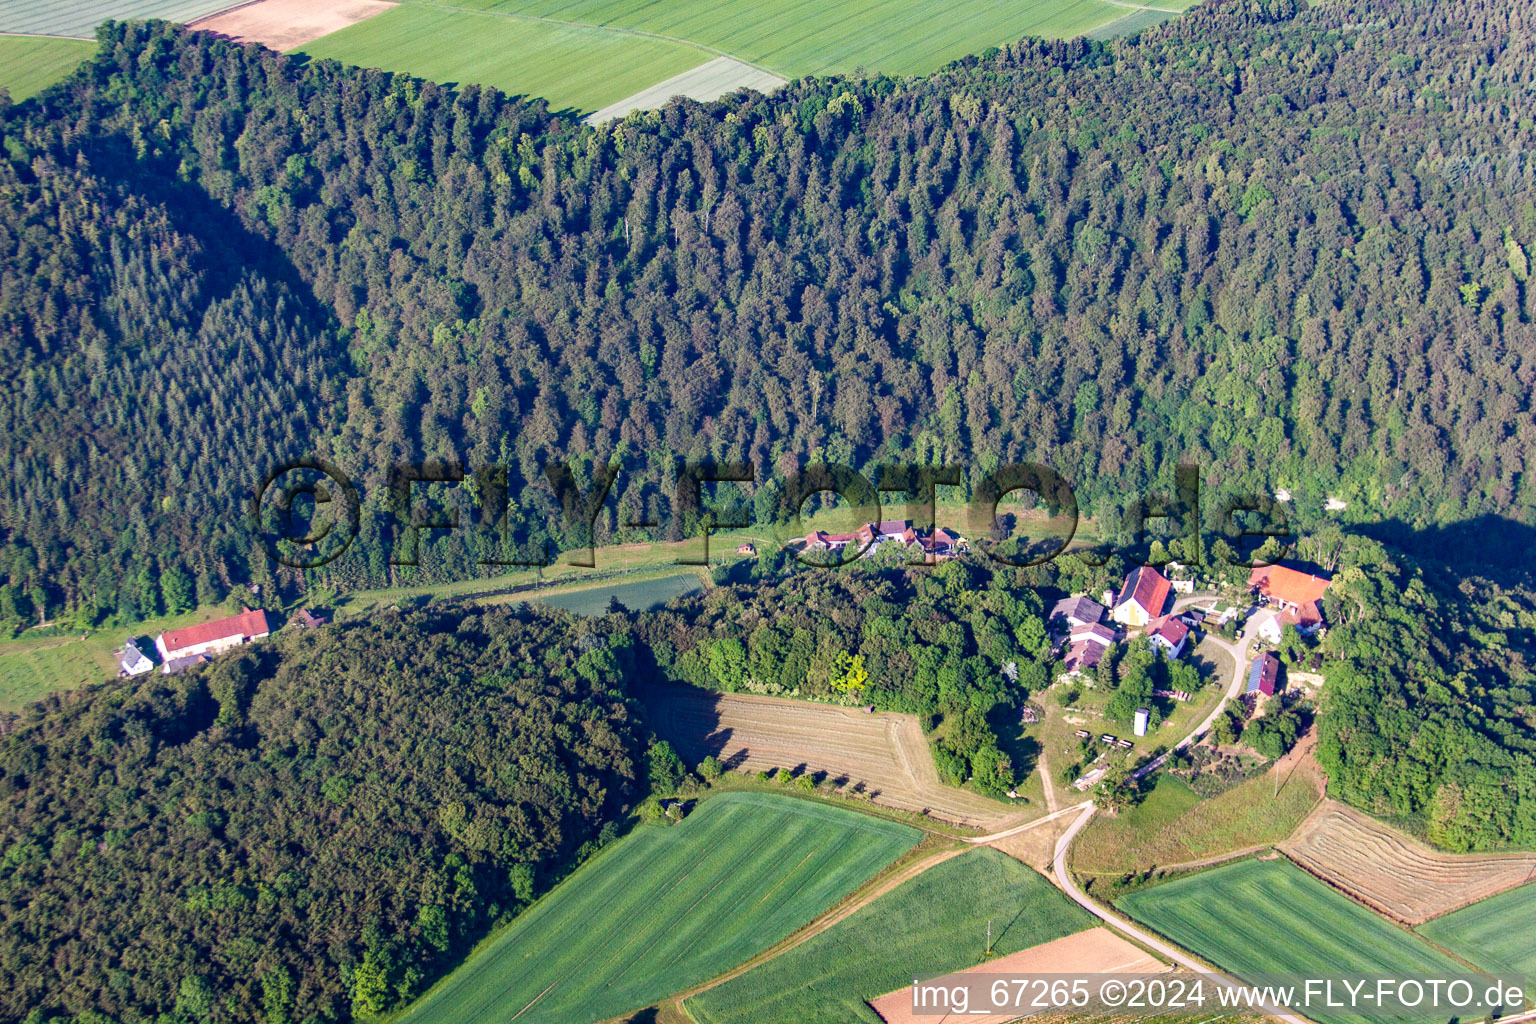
<box><xmin>155</xmin><ymin>608</ymin><xmax>271</xmax><ymax>672</ymax></box>
<box><xmin>1112</xmin><ymin>566</ymin><xmax>1172</xmax><ymax>627</ymax></box>
<box><xmin>1249</xmin><ymin>563</ymin><xmax>1332</xmax><ymax>631</ymax></box>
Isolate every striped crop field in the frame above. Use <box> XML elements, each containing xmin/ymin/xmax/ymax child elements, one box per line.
<box><xmin>1419</xmin><ymin>881</ymin><xmax>1536</xmax><ymax>991</ymax></box>
<box><xmin>1119</xmin><ymin>858</ymin><xmax>1474</xmax><ymax>1024</ymax></box>
<box><xmin>0</xmin><ymin>0</ymin><xmax>231</xmax><ymax>38</ymax></box>
<box><xmin>397</xmin><ymin>791</ymin><xmax>919</xmax><ymax>1024</ymax></box>
<box><xmin>298</xmin><ymin>4</ymin><xmax>711</xmax><ymax>113</ymax></box>
<box><xmin>687</xmin><ymin>847</ymin><xmax>1094</xmax><ymax>1023</ymax></box>
<box><xmin>429</xmin><ymin>0</ymin><xmax>1160</xmax><ymax>78</ymax></box>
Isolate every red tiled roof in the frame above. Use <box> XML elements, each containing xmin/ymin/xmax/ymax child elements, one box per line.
<box><xmin>159</xmin><ymin>608</ymin><xmax>270</xmax><ymax>656</ymax></box>
<box><xmin>1065</xmin><ymin>640</ymin><xmax>1105</xmax><ymax>671</ymax></box>
<box><xmin>1280</xmin><ymin>600</ymin><xmax>1325</xmax><ymax>628</ymax></box>
<box><xmin>1148</xmin><ymin>615</ymin><xmax>1190</xmax><ymax>646</ymax></box>
<box><xmin>1118</xmin><ymin>566</ymin><xmax>1171</xmax><ymax>616</ymax></box>
<box><xmin>1249</xmin><ymin>564</ymin><xmax>1332</xmax><ymax>607</ymax></box>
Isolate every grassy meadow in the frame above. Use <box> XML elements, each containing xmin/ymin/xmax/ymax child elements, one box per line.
<box><xmin>1120</xmin><ymin>859</ymin><xmax>1470</xmax><ymax>1024</ymax></box>
<box><xmin>1073</xmin><ymin>753</ymin><xmax>1323</xmax><ymax>877</ymax></box>
<box><xmin>0</xmin><ymin>36</ymin><xmax>94</xmax><ymax>101</ymax></box>
<box><xmin>397</xmin><ymin>792</ymin><xmax>919</xmax><ymax>1024</ymax></box>
<box><xmin>686</xmin><ymin>847</ymin><xmax>1092</xmax><ymax>1023</ymax></box>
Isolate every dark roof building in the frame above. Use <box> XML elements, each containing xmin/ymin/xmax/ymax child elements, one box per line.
<box><xmin>1050</xmin><ymin>594</ymin><xmax>1106</xmax><ymax>628</ymax></box>
<box><xmin>1246</xmin><ymin>651</ymin><xmax>1282</xmax><ymax>696</ymax></box>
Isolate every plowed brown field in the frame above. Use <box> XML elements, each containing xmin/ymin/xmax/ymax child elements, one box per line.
<box><xmin>643</xmin><ymin>685</ymin><xmax>1021</xmax><ymax>829</ymax></box>
<box><xmin>1280</xmin><ymin>800</ymin><xmax>1536</xmax><ymax>923</ymax></box>
<box><xmin>869</xmin><ymin>929</ymin><xmax>1166</xmax><ymax>1024</ymax></box>
<box><xmin>192</xmin><ymin>0</ymin><xmax>394</xmax><ymax>51</ymax></box>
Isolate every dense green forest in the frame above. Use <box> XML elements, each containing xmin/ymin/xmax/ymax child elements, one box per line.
<box><xmin>0</xmin><ymin>606</ymin><xmax>644</xmax><ymax>1023</ymax></box>
<box><xmin>2</xmin><ymin>0</ymin><xmax>1534</xmax><ymax>631</ymax></box>
<box><xmin>1314</xmin><ymin>536</ymin><xmax>1536</xmax><ymax>851</ymax></box>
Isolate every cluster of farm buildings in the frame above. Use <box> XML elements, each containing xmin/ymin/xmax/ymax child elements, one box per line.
<box><xmin>803</xmin><ymin>520</ymin><xmax>967</xmax><ymax>560</ymax></box>
<box><xmin>116</xmin><ymin>606</ymin><xmax>327</xmax><ymax>677</ymax></box>
<box><xmin>1049</xmin><ymin>561</ymin><xmax>1333</xmax><ymax>690</ymax></box>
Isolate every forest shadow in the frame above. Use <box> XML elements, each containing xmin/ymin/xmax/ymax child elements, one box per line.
<box><xmin>1353</xmin><ymin>515</ymin><xmax>1536</xmax><ymax>586</ymax></box>
<box><xmin>987</xmin><ymin>702</ymin><xmax>1042</xmax><ymax>786</ymax></box>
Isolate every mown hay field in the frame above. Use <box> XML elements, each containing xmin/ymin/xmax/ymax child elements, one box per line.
<box><xmin>644</xmin><ymin>684</ymin><xmax>1018</xmax><ymax>828</ymax></box>
<box><xmin>397</xmin><ymin>792</ymin><xmax>918</xmax><ymax>1024</ymax></box>
<box><xmin>1282</xmin><ymin>800</ymin><xmax>1536</xmax><ymax>924</ymax></box>
<box><xmin>686</xmin><ymin>846</ymin><xmax>1093</xmax><ymax>1024</ymax></box>
<box><xmin>1119</xmin><ymin>859</ymin><xmax>1470</xmax><ymax>1024</ymax></box>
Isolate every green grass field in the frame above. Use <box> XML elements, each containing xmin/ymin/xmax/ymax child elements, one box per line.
<box><xmin>448</xmin><ymin>0</ymin><xmax>1152</xmax><ymax>77</ymax></box>
<box><xmin>687</xmin><ymin>847</ymin><xmax>1093</xmax><ymax>1023</ymax></box>
<box><xmin>398</xmin><ymin>792</ymin><xmax>919</xmax><ymax>1024</ymax></box>
<box><xmin>1419</xmin><ymin>881</ymin><xmax>1536</xmax><ymax>984</ymax></box>
<box><xmin>298</xmin><ymin>5</ymin><xmax>709</xmax><ymax>113</ymax></box>
<box><xmin>530</xmin><ymin>572</ymin><xmax>702</xmax><ymax>614</ymax></box>
<box><xmin>1120</xmin><ymin>859</ymin><xmax>1470</xmax><ymax>1024</ymax></box>
<box><xmin>0</xmin><ymin>36</ymin><xmax>94</xmax><ymax>101</ymax></box>
<box><xmin>297</xmin><ymin>0</ymin><xmax>1185</xmax><ymax>115</ymax></box>
<box><xmin>1074</xmin><ymin>756</ymin><xmax>1323</xmax><ymax>877</ymax></box>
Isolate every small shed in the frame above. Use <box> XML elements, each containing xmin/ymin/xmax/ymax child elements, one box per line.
<box><xmin>736</xmin><ymin>542</ymin><xmax>757</xmax><ymax>556</ymax></box>
<box><xmin>1133</xmin><ymin>708</ymin><xmax>1150</xmax><ymax>737</ymax></box>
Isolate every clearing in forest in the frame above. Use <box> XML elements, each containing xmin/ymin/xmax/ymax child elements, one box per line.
<box><xmin>643</xmin><ymin>684</ymin><xmax>1020</xmax><ymax>828</ymax></box>
<box><xmin>1281</xmin><ymin>799</ymin><xmax>1536</xmax><ymax>924</ymax></box>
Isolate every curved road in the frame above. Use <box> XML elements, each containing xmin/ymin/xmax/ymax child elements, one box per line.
<box><xmin>1050</xmin><ymin>801</ymin><xmax>1312</xmax><ymax>1024</ymax></box>
<box><xmin>1132</xmin><ymin>597</ymin><xmax>1259</xmax><ymax>781</ymax></box>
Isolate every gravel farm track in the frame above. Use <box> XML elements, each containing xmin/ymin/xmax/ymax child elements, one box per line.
<box><xmin>1280</xmin><ymin>799</ymin><xmax>1536</xmax><ymax>924</ymax></box>
<box><xmin>643</xmin><ymin>686</ymin><xmax>1025</xmax><ymax>830</ymax></box>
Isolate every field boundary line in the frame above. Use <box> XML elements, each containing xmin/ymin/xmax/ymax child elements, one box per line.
<box><xmin>1097</xmin><ymin>0</ymin><xmax>1184</xmax><ymax>13</ymax></box>
<box><xmin>186</xmin><ymin>0</ymin><xmax>270</xmax><ymax>28</ymax></box>
<box><xmin>1269</xmin><ymin>848</ymin><xmax>1495</xmax><ymax>976</ymax></box>
<box><xmin>0</xmin><ymin>31</ymin><xmax>94</xmax><ymax>41</ymax></box>
<box><xmin>393</xmin><ymin>0</ymin><xmax>787</xmax><ymax>78</ymax></box>
<box><xmin>668</xmin><ymin>843</ymin><xmax>969</xmax><ymax>1006</ymax></box>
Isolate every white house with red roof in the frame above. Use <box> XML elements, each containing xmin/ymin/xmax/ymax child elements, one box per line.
<box><xmin>155</xmin><ymin>608</ymin><xmax>271</xmax><ymax>672</ymax></box>
<box><xmin>1112</xmin><ymin>566</ymin><xmax>1172</xmax><ymax>627</ymax></box>
<box><xmin>1146</xmin><ymin>614</ymin><xmax>1190</xmax><ymax>659</ymax></box>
